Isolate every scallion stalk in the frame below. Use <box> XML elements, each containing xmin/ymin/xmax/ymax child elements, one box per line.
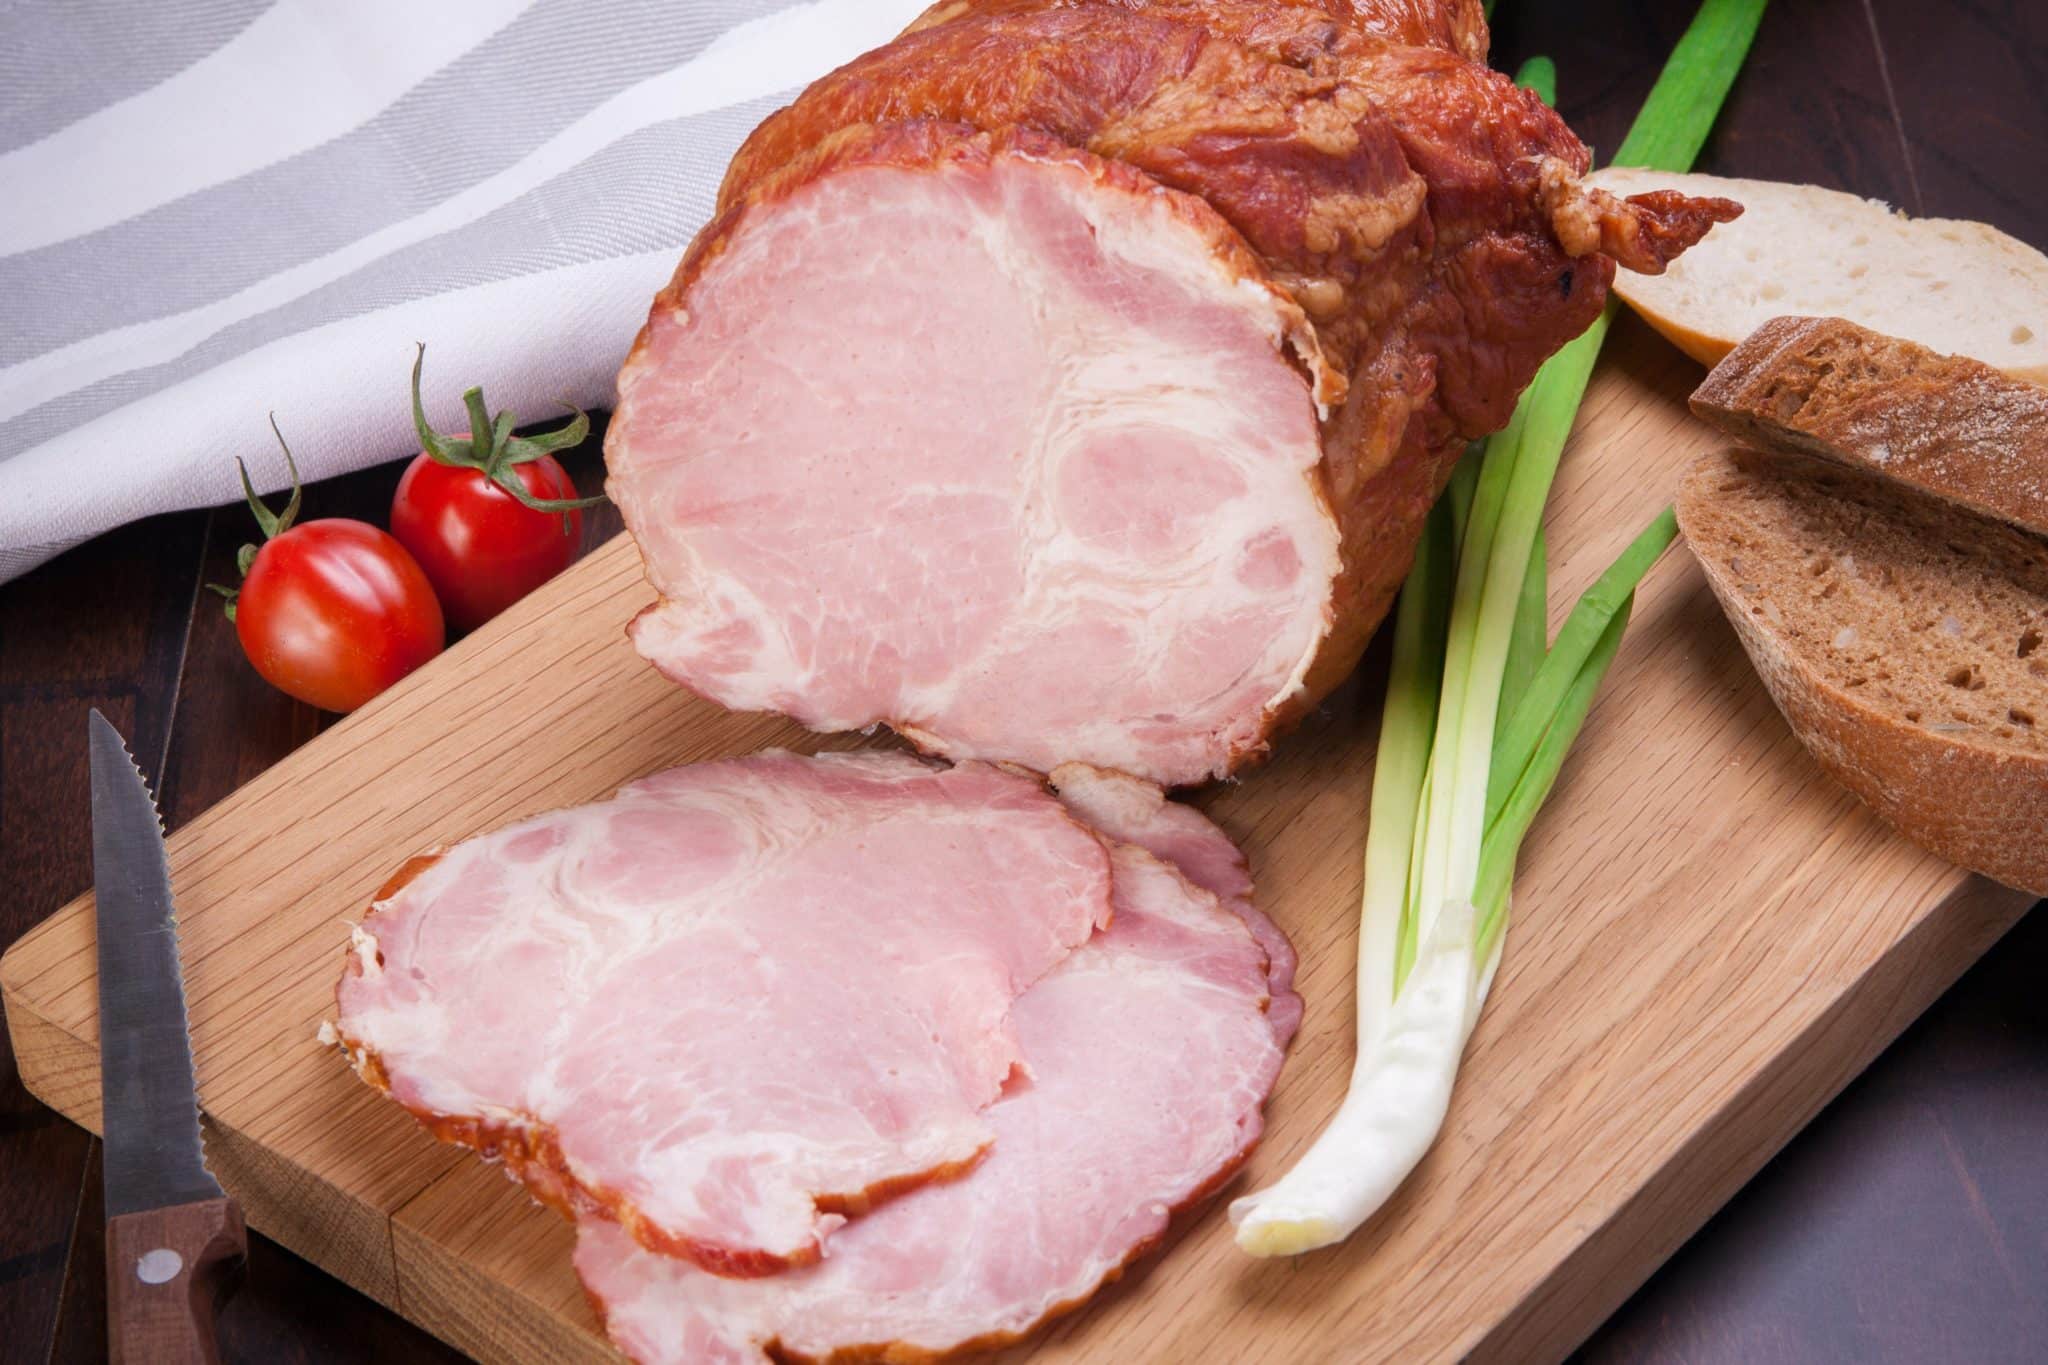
<box><xmin>1230</xmin><ymin>0</ymin><xmax>1765</xmax><ymax>1258</ymax></box>
<box><xmin>1494</xmin><ymin>56</ymin><xmax>1560</xmax><ymax>734</ymax></box>
<box><xmin>1613</xmin><ymin>0</ymin><xmax>1769</xmax><ymax>172</ymax></box>
<box><xmin>1358</xmin><ymin>491</ymin><xmax>1455</xmax><ymax>1054</ymax></box>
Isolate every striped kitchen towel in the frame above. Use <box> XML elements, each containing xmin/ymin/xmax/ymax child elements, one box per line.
<box><xmin>0</xmin><ymin>0</ymin><xmax>926</xmax><ymax>581</ymax></box>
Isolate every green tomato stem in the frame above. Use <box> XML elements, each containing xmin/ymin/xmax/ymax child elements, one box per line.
<box><xmin>406</xmin><ymin>343</ymin><xmax>607</xmax><ymax>523</ymax></box>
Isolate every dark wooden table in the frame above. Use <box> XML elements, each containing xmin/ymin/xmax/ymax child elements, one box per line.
<box><xmin>3</xmin><ymin>2</ymin><xmax>2043</xmax><ymax>1361</ymax></box>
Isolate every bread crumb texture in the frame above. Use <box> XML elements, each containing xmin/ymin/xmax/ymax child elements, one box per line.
<box><xmin>1683</xmin><ymin>449</ymin><xmax>2048</xmax><ymax>755</ymax></box>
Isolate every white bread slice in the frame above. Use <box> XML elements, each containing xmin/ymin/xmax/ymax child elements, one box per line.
<box><xmin>1586</xmin><ymin>168</ymin><xmax>2048</xmax><ymax>384</ymax></box>
<box><xmin>1678</xmin><ymin>446</ymin><xmax>2048</xmax><ymax>894</ymax></box>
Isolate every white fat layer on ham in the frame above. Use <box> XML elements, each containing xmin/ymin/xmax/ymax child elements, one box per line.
<box><xmin>334</xmin><ymin>750</ymin><xmax>1112</xmax><ymax>1271</ymax></box>
<box><xmin>577</xmin><ymin>843</ymin><xmax>1286</xmax><ymax>1364</ymax></box>
<box><xmin>610</xmin><ymin>144</ymin><xmax>1340</xmax><ymax>785</ymax></box>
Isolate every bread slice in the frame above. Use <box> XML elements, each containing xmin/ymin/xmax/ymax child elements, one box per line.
<box><xmin>1677</xmin><ymin>446</ymin><xmax>2048</xmax><ymax>894</ymax></box>
<box><xmin>1691</xmin><ymin>316</ymin><xmax>2048</xmax><ymax>538</ymax></box>
<box><xmin>1585</xmin><ymin>168</ymin><xmax>2048</xmax><ymax>384</ymax></box>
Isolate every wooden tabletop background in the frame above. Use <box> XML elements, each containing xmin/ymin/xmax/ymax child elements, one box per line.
<box><xmin>2</xmin><ymin>1</ymin><xmax>2043</xmax><ymax>1361</ymax></box>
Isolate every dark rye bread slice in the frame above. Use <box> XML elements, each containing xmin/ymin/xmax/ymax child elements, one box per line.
<box><xmin>1691</xmin><ymin>316</ymin><xmax>2048</xmax><ymax>538</ymax></box>
<box><xmin>1677</xmin><ymin>446</ymin><xmax>2048</xmax><ymax>894</ymax></box>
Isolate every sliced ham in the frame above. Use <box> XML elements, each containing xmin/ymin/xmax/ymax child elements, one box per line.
<box><xmin>577</xmin><ymin>841</ymin><xmax>1288</xmax><ymax>1364</ymax></box>
<box><xmin>609</xmin><ymin>122</ymin><xmax>1343</xmax><ymax>788</ymax></box>
<box><xmin>333</xmin><ymin>750</ymin><xmax>1112</xmax><ymax>1276</ymax></box>
<box><xmin>1050</xmin><ymin>761</ymin><xmax>1301</xmax><ymax>1044</ymax></box>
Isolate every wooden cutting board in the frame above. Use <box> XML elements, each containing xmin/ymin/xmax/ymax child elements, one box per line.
<box><xmin>2</xmin><ymin>312</ymin><xmax>2030</xmax><ymax>1365</ymax></box>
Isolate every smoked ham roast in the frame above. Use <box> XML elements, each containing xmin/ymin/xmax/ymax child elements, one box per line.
<box><xmin>606</xmin><ymin>0</ymin><xmax>1739</xmax><ymax>785</ymax></box>
<box><xmin>577</xmin><ymin>840</ymin><xmax>1290</xmax><ymax>1364</ymax></box>
<box><xmin>334</xmin><ymin>751</ymin><xmax>1113</xmax><ymax>1276</ymax></box>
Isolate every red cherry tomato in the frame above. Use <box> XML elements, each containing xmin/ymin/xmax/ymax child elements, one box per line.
<box><xmin>213</xmin><ymin>418</ymin><xmax>443</xmax><ymax>711</ymax></box>
<box><xmin>390</xmin><ymin>453</ymin><xmax>583</xmax><ymax>633</ymax></box>
<box><xmin>394</xmin><ymin>344</ymin><xmax>603</xmax><ymax>633</ymax></box>
<box><xmin>236</xmin><ymin>519</ymin><xmax>445</xmax><ymax>712</ymax></box>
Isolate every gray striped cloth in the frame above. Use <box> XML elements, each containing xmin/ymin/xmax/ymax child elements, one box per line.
<box><xmin>0</xmin><ymin>0</ymin><xmax>925</xmax><ymax>581</ymax></box>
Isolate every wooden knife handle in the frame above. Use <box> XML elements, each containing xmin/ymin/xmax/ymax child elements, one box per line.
<box><xmin>107</xmin><ymin>1197</ymin><xmax>247</xmax><ymax>1365</ymax></box>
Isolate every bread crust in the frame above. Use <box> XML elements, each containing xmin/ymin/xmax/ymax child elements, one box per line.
<box><xmin>1692</xmin><ymin>316</ymin><xmax>2048</xmax><ymax>539</ymax></box>
<box><xmin>1678</xmin><ymin>448</ymin><xmax>2048</xmax><ymax>895</ymax></box>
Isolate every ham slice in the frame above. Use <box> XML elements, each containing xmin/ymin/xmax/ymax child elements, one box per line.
<box><xmin>608</xmin><ymin>122</ymin><xmax>1343</xmax><ymax>787</ymax></box>
<box><xmin>333</xmin><ymin>750</ymin><xmax>1112</xmax><ymax>1276</ymax></box>
<box><xmin>1050</xmin><ymin>761</ymin><xmax>1302</xmax><ymax>1044</ymax></box>
<box><xmin>576</xmin><ymin>841</ymin><xmax>1288</xmax><ymax>1364</ymax></box>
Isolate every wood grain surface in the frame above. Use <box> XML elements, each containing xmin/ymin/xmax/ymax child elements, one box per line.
<box><xmin>1</xmin><ymin>1</ymin><xmax>2042</xmax><ymax>1362</ymax></box>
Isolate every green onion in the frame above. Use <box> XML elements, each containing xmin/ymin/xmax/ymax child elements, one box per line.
<box><xmin>1357</xmin><ymin>490</ymin><xmax>1455</xmax><ymax>1053</ymax></box>
<box><xmin>1514</xmin><ymin>55</ymin><xmax>1559</xmax><ymax>107</ymax></box>
<box><xmin>1614</xmin><ymin>0</ymin><xmax>1769</xmax><ymax>173</ymax></box>
<box><xmin>1475</xmin><ymin>594</ymin><xmax>1633</xmax><ymax>940</ymax></box>
<box><xmin>1231</xmin><ymin>0</ymin><xmax>1766</xmax><ymax>1258</ymax></box>
<box><xmin>1497</xmin><ymin>526</ymin><xmax>1547</xmax><ymax>745</ymax></box>
<box><xmin>1486</xmin><ymin>508</ymin><xmax>1677</xmax><ymax>838</ymax></box>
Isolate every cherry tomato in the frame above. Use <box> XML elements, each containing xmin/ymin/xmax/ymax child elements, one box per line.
<box><xmin>390</xmin><ymin>453</ymin><xmax>583</xmax><ymax>633</ymax></box>
<box><xmin>393</xmin><ymin>344</ymin><xmax>603</xmax><ymax>633</ymax></box>
<box><xmin>238</xmin><ymin>520</ymin><xmax>445</xmax><ymax>712</ymax></box>
<box><xmin>213</xmin><ymin>419</ymin><xmax>444</xmax><ymax>712</ymax></box>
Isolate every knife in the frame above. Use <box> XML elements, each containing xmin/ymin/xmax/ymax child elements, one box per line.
<box><xmin>89</xmin><ymin>709</ymin><xmax>246</xmax><ymax>1365</ymax></box>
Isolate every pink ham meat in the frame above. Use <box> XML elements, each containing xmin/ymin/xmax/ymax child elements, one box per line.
<box><xmin>1050</xmin><ymin>761</ymin><xmax>1302</xmax><ymax>1044</ymax></box>
<box><xmin>576</xmin><ymin>841</ymin><xmax>1288</xmax><ymax>1364</ymax></box>
<box><xmin>333</xmin><ymin>750</ymin><xmax>1112</xmax><ymax>1277</ymax></box>
<box><xmin>608</xmin><ymin>122</ymin><xmax>1341</xmax><ymax>788</ymax></box>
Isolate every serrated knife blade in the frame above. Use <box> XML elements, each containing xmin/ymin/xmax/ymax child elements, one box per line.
<box><xmin>90</xmin><ymin>708</ymin><xmax>220</xmax><ymax>1216</ymax></box>
<box><xmin>89</xmin><ymin>709</ymin><xmax>244</xmax><ymax>1365</ymax></box>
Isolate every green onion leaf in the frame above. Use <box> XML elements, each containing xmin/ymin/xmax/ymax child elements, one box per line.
<box><xmin>1487</xmin><ymin>507</ymin><xmax>1677</xmax><ymax>828</ymax></box>
<box><xmin>1497</xmin><ymin>527</ymin><xmax>1547</xmax><ymax>729</ymax></box>
<box><xmin>1514</xmin><ymin>55</ymin><xmax>1559</xmax><ymax>107</ymax></box>
<box><xmin>1613</xmin><ymin>0</ymin><xmax>1768</xmax><ymax>173</ymax></box>
<box><xmin>1473</xmin><ymin>592</ymin><xmax>1633</xmax><ymax>953</ymax></box>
